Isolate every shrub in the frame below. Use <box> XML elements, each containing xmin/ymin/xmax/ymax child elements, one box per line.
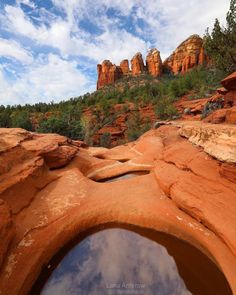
<box><xmin>155</xmin><ymin>97</ymin><xmax>178</xmax><ymax>120</ymax></box>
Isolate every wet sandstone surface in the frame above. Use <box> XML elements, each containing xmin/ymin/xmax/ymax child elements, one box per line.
<box><xmin>0</xmin><ymin>121</ymin><xmax>236</xmax><ymax>295</ymax></box>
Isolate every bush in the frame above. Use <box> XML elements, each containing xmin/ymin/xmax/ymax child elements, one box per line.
<box><xmin>37</xmin><ymin>114</ymin><xmax>82</xmax><ymax>139</ymax></box>
<box><xmin>155</xmin><ymin>97</ymin><xmax>178</xmax><ymax>120</ymax></box>
<box><xmin>10</xmin><ymin>110</ymin><xmax>33</xmax><ymax>131</ymax></box>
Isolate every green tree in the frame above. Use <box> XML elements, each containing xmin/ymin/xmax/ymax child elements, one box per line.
<box><xmin>204</xmin><ymin>0</ymin><xmax>236</xmax><ymax>72</ymax></box>
<box><xmin>37</xmin><ymin>113</ymin><xmax>82</xmax><ymax>139</ymax></box>
<box><xmin>155</xmin><ymin>97</ymin><xmax>178</xmax><ymax>120</ymax></box>
<box><xmin>10</xmin><ymin>110</ymin><xmax>33</xmax><ymax>130</ymax></box>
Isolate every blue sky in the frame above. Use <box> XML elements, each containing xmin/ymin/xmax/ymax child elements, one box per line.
<box><xmin>0</xmin><ymin>0</ymin><xmax>229</xmax><ymax>105</ymax></box>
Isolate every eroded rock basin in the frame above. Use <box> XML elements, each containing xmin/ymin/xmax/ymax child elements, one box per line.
<box><xmin>1</xmin><ymin>123</ymin><xmax>236</xmax><ymax>295</ymax></box>
<box><xmin>32</xmin><ymin>226</ymin><xmax>232</xmax><ymax>295</ymax></box>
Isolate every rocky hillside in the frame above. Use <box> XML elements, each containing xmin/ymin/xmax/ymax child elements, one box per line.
<box><xmin>97</xmin><ymin>35</ymin><xmax>209</xmax><ymax>89</ymax></box>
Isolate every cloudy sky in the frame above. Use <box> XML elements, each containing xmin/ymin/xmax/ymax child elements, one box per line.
<box><xmin>42</xmin><ymin>229</ymin><xmax>191</xmax><ymax>295</ymax></box>
<box><xmin>0</xmin><ymin>0</ymin><xmax>230</xmax><ymax>105</ymax></box>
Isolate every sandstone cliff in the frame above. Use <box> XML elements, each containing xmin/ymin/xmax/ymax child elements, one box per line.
<box><xmin>131</xmin><ymin>52</ymin><xmax>145</xmax><ymax>76</ymax></box>
<box><xmin>163</xmin><ymin>35</ymin><xmax>208</xmax><ymax>74</ymax></box>
<box><xmin>97</xmin><ymin>35</ymin><xmax>208</xmax><ymax>89</ymax></box>
<box><xmin>146</xmin><ymin>48</ymin><xmax>162</xmax><ymax>77</ymax></box>
<box><xmin>97</xmin><ymin>60</ymin><xmax>123</xmax><ymax>89</ymax></box>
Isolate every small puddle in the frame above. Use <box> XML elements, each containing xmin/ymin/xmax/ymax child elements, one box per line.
<box><xmin>32</xmin><ymin>226</ymin><xmax>232</xmax><ymax>295</ymax></box>
<box><xmin>99</xmin><ymin>171</ymin><xmax>150</xmax><ymax>183</ymax></box>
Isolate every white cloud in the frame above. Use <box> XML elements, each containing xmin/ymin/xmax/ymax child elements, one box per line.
<box><xmin>0</xmin><ymin>38</ymin><xmax>33</xmax><ymax>64</ymax></box>
<box><xmin>0</xmin><ymin>54</ymin><xmax>93</xmax><ymax>105</ymax></box>
<box><xmin>0</xmin><ymin>0</ymin><xmax>231</xmax><ymax>105</ymax></box>
<box><xmin>42</xmin><ymin>229</ymin><xmax>191</xmax><ymax>295</ymax></box>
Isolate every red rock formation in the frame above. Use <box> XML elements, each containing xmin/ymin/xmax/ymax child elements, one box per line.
<box><xmin>163</xmin><ymin>35</ymin><xmax>208</xmax><ymax>74</ymax></box>
<box><xmin>131</xmin><ymin>52</ymin><xmax>145</xmax><ymax>75</ymax></box>
<box><xmin>226</xmin><ymin>106</ymin><xmax>236</xmax><ymax>124</ymax></box>
<box><xmin>1</xmin><ymin>124</ymin><xmax>236</xmax><ymax>294</ymax></box>
<box><xmin>0</xmin><ymin>128</ymin><xmax>79</xmax><ymax>214</ymax></box>
<box><xmin>96</xmin><ymin>35</ymin><xmax>211</xmax><ymax>88</ymax></box>
<box><xmin>146</xmin><ymin>48</ymin><xmax>162</xmax><ymax>77</ymax></box>
<box><xmin>97</xmin><ymin>60</ymin><xmax>122</xmax><ymax>89</ymax></box>
<box><xmin>221</xmin><ymin>71</ymin><xmax>236</xmax><ymax>91</ymax></box>
<box><xmin>0</xmin><ymin>200</ymin><xmax>14</xmax><ymax>269</ymax></box>
<box><xmin>120</xmin><ymin>59</ymin><xmax>130</xmax><ymax>75</ymax></box>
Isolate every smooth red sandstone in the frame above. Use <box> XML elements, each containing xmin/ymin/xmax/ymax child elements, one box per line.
<box><xmin>220</xmin><ymin>163</ymin><xmax>236</xmax><ymax>183</ymax></box>
<box><xmin>226</xmin><ymin>107</ymin><xmax>236</xmax><ymax>124</ymax></box>
<box><xmin>0</xmin><ymin>124</ymin><xmax>236</xmax><ymax>295</ymax></box>
<box><xmin>0</xmin><ymin>200</ymin><xmax>14</xmax><ymax>269</ymax></box>
<box><xmin>146</xmin><ymin>48</ymin><xmax>162</xmax><ymax>77</ymax></box>
<box><xmin>0</xmin><ymin>129</ymin><xmax>79</xmax><ymax>214</ymax></box>
<box><xmin>204</xmin><ymin>108</ymin><xmax>227</xmax><ymax>124</ymax></box>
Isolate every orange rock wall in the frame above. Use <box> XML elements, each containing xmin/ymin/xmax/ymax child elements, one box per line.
<box><xmin>97</xmin><ymin>60</ymin><xmax>123</xmax><ymax>89</ymax></box>
<box><xmin>163</xmin><ymin>35</ymin><xmax>208</xmax><ymax>74</ymax></box>
<box><xmin>146</xmin><ymin>49</ymin><xmax>162</xmax><ymax>77</ymax></box>
<box><xmin>131</xmin><ymin>52</ymin><xmax>145</xmax><ymax>76</ymax></box>
<box><xmin>97</xmin><ymin>35</ymin><xmax>208</xmax><ymax>89</ymax></box>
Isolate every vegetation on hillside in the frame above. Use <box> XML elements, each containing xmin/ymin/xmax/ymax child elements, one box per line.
<box><xmin>0</xmin><ymin>67</ymin><xmax>225</xmax><ymax>145</ymax></box>
<box><xmin>204</xmin><ymin>0</ymin><xmax>236</xmax><ymax>73</ymax></box>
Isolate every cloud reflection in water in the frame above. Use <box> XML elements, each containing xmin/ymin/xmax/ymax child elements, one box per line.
<box><xmin>41</xmin><ymin>229</ymin><xmax>192</xmax><ymax>295</ymax></box>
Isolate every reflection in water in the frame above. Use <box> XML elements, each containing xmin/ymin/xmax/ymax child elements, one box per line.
<box><xmin>41</xmin><ymin>229</ymin><xmax>192</xmax><ymax>295</ymax></box>
<box><xmin>99</xmin><ymin>172</ymin><xmax>150</xmax><ymax>183</ymax></box>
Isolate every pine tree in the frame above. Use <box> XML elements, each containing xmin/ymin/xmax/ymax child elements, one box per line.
<box><xmin>204</xmin><ymin>0</ymin><xmax>236</xmax><ymax>73</ymax></box>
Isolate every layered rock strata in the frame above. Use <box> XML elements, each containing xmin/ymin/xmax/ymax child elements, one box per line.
<box><xmin>97</xmin><ymin>35</ymin><xmax>208</xmax><ymax>89</ymax></box>
<box><xmin>163</xmin><ymin>35</ymin><xmax>208</xmax><ymax>74</ymax></box>
<box><xmin>131</xmin><ymin>52</ymin><xmax>145</xmax><ymax>75</ymax></box>
<box><xmin>0</xmin><ymin>123</ymin><xmax>236</xmax><ymax>295</ymax></box>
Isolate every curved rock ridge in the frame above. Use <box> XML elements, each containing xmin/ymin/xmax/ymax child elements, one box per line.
<box><xmin>97</xmin><ymin>34</ymin><xmax>209</xmax><ymax>89</ymax></box>
<box><xmin>0</xmin><ymin>124</ymin><xmax>236</xmax><ymax>295</ymax></box>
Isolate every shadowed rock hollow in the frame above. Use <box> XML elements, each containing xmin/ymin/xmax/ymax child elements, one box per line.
<box><xmin>0</xmin><ymin>120</ymin><xmax>236</xmax><ymax>295</ymax></box>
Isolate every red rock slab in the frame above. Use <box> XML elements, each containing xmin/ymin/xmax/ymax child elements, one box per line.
<box><xmin>69</xmin><ymin>150</ymin><xmax>152</xmax><ymax>181</ymax></box>
<box><xmin>179</xmin><ymin>121</ymin><xmax>236</xmax><ymax>163</ymax></box>
<box><xmin>220</xmin><ymin>163</ymin><xmax>236</xmax><ymax>183</ymax></box>
<box><xmin>221</xmin><ymin>71</ymin><xmax>236</xmax><ymax>91</ymax></box>
<box><xmin>226</xmin><ymin>106</ymin><xmax>236</xmax><ymax>124</ymax></box>
<box><xmin>91</xmin><ymin>143</ymin><xmax>141</xmax><ymax>161</ymax></box>
<box><xmin>0</xmin><ymin>200</ymin><xmax>14</xmax><ymax>268</ymax></box>
<box><xmin>0</xmin><ymin>129</ymin><xmax>79</xmax><ymax>213</ymax></box>
<box><xmin>154</xmin><ymin>160</ymin><xmax>236</xmax><ymax>257</ymax></box>
<box><xmin>203</xmin><ymin>108</ymin><xmax>227</xmax><ymax>124</ymax></box>
<box><xmin>0</xmin><ymin>128</ymin><xmax>32</xmax><ymax>152</ymax></box>
<box><xmin>1</xmin><ymin>170</ymin><xmax>236</xmax><ymax>295</ymax></box>
<box><xmin>224</xmin><ymin>91</ymin><xmax>236</xmax><ymax>107</ymax></box>
<box><xmin>175</xmin><ymin>97</ymin><xmax>208</xmax><ymax>114</ymax></box>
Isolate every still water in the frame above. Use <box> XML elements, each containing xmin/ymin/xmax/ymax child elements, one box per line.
<box><xmin>38</xmin><ymin>228</ymin><xmax>232</xmax><ymax>295</ymax></box>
